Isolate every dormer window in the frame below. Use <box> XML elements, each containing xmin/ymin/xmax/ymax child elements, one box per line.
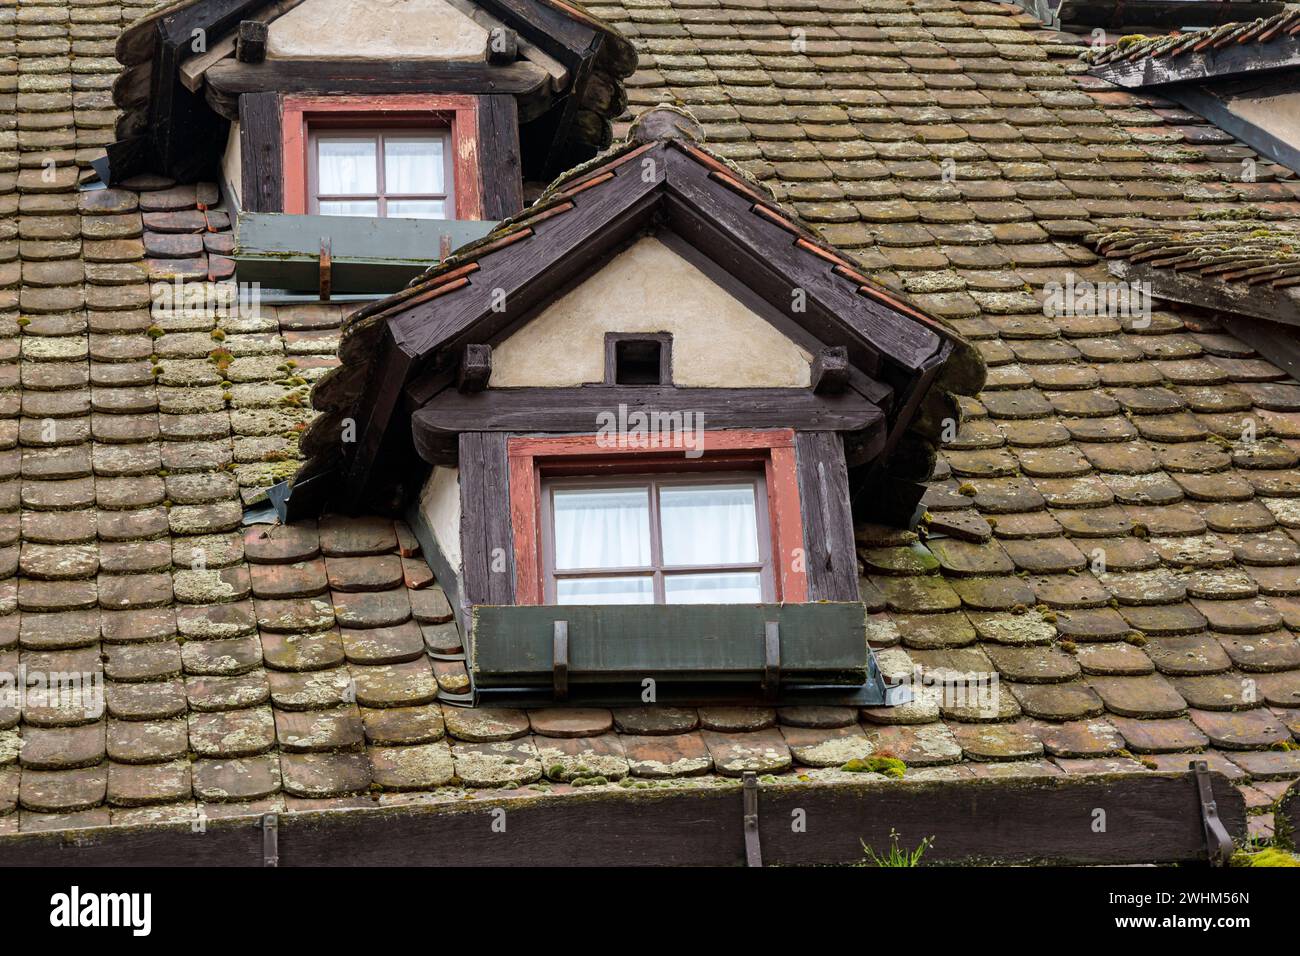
<box><xmin>280</xmin><ymin>95</ymin><xmax>483</xmax><ymax>220</ymax></box>
<box><xmin>542</xmin><ymin>474</ymin><xmax>773</xmax><ymax>606</ymax></box>
<box><xmin>310</xmin><ymin>126</ymin><xmax>454</xmax><ymax>219</ymax></box>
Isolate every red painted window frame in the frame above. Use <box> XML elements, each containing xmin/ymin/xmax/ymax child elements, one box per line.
<box><xmin>281</xmin><ymin>94</ymin><xmax>483</xmax><ymax>219</ymax></box>
<box><xmin>507</xmin><ymin>430</ymin><xmax>808</xmax><ymax>606</ymax></box>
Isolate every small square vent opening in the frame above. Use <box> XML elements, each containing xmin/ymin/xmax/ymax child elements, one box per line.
<box><xmin>613</xmin><ymin>338</ymin><xmax>666</xmax><ymax>385</ymax></box>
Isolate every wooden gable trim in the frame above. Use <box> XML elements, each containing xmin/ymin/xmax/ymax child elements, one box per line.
<box><xmin>1109</xmin><ymin>257</ymin><xmax>1300</xmax><ymax>329</ymax></box>
<box><xmin>280</xmin><ymin>93</ymin><xmax>484</xmax><ymax>219</ymax></box>
<box><xmin>336</xmin><ymin>152</ymin><xmax>666</xmax><ymax>504</ymax></box>
<box><xmin>389</xmin><ymin>145</ymin><xmax>667</xmax><ymax>355</ymax></box>
<box><xmin>661</xmin><ymin>150</ymin><xmax>942</xmax><ymax>385</ymax></box>
<box><xmin>505</xmin><ymin>430</ymin><xmax>807</xmax><ymax>606</ymax></box>
<box><xmin>1089</xmin><ymin>34</ymin><xmax>1300</xmax><ymax>88</ymax></box>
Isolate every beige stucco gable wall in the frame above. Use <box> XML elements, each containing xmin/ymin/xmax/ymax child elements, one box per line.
<box><xmin>489</xmin><ymin>236</ymin><xmax>813</xmax><ymax>388</ymax></box>
<box><xmin>267</xmin><ymin>0</ymin><xmax>488</xmax><ymax>61</ymax></box>
<box><xmin>417</xmin><ymin>465</ymin><xmax>462</xmax><ymax>574</ymax></box>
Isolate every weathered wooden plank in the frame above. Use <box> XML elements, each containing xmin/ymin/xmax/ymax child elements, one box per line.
<box><xmin>206</xmin><ymin>58</ymin><xmax>552</xmax><ymax>119</ymax></box>
<box><xmin>475</xmin><ymin>0</ymin><xmax>599</xmax><ymax>66</ymax></box>
<box><xmin>811</xmin><ymin>346</ymin><xmax>849</xmax><ymax>394</ymax></box>
<box><xmin>458</xmin><ymin>432</ymin><xmax>492</xmax><ymax>609</ymax></box>
<box><xmin>412</xmin><ymin>387</ymin><xmax>884</xmax><ymax>458</ymax></box>
<box><xmin>458</xmin><ymin>432</ymin><xmax>515</xmax><ymax>607</ymax></box>
<box><xmin>0</xmin><ymin>772</ymin><xmax>1246</xmax><ymax>867</ymax></box>
<box><xmin>477</xmin><ymin>95</ymin><xmax>524</xmax><ymax>220</ymax></box>
<box><xmin>794</xmin><ymin>431</ymin><xmax>860</xmax><ymax>602</ymax></box>
<box><xmin>237</xmin><ymin>92</ymin><xmax>281</xmax><ymax>213</ymax></box>
<box><xmin>1109</xmin><ymin>258</ymin><xmax>1300</xmax><ymax>331</ymax></box>
<box><xmin>1162</xmin><ymin>82</ymin><xmax>1300</xmax><ymax>181</ymax></box>
<box><xmin>470</xmin><ymin>601</ymin><xmax>868</xmax><ymax>685</ymax></box>
<box><xmin>1063</xmin><ymin>0</ymin><xmax>1279</xmax><ymax>28</ymax></box>
<box><xmin>177</xmin><ymin>0</ymin><xmax>311</xmax><ymax>92</ymax></box>
<box><xmin>482</xmin><ymin>432</ymin><xmax>516</xmax><ymax>606</ymax></box>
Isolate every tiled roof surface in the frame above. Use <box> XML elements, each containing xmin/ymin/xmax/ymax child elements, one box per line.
<box><xmin>2</xmin><ymin>0</ymin><xmax>1299</xmax><ymax>844</ymax></box>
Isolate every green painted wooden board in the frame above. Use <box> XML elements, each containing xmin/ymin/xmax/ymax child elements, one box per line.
<box><xmin>471</xmin><ymin>602</ymin><xmax>868</xmax><ymax>686</ymax></box>
<box><xmin>232</xmin><ymin>212</ymin><xmax>497</xmax><ymax>293</ymax></box>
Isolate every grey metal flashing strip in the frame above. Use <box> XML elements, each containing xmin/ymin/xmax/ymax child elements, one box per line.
<box><xmin>1163</xmin><ymin>83</ymin><xmax>1300</xmax><ymax>177</ymax></box>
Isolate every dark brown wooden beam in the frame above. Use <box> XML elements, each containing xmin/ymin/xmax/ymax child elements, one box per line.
<box><xmin>237</xmin><ymin>92</ymin><xmax>282</xmax><ymax>213</ymax></box>
<box><xmin>487</xmin><ymin>26</ymin><xmax>518</xmax><ymax>65</ymax></box>
<box><xmin>236</xmin><ymin>19</ymin><xmax>267</xmax><ymax>63</ymax></box>
<box><xmin>411</xmin><ymin>387</ymin><xmax>884</xmax><ymax>461</ymax></box>
<box><xmin>458</xmin><ymin>343</ymin><xmax>492</xmax><ymax>393</ymax></box>
<box><xmin>390</xmin><ymin>151</ymin><xmax>666</xmax><ymax>356</ymax></box>
<box><xmin>0</xmin><ymin>771</ymin><xmax>1246</xmax><ymax>867</ymax></box>
<box><xmin>206</xmin><ymin>58</ymin><xmax>553</xmax><ymax>120</ymax></box>
<box><xmin>811</xmin><ymin>346</ymin><xmax>849</xmax><ymax>394</ymax></box>
<box><xmin>476</xmin><ymin>95</ymin><xmax>523</xmax><ymax>219</ymax></box>
<box><xmin>458</xmin><ymin>431</ymin><xmax>515</xmax><ymax>606</ymax></box>
<box><xmin>794</xmin><ymin>431</ymin><xmax>861</xmax><ymax>602</ymax></box>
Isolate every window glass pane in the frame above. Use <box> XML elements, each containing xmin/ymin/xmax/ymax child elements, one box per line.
<box><xmin>664</xmin><ymin>572</ymin><xmax>763</xmax><ymax>604</ymax></box>
<box><xmin>660</xmin><ymin>483</ymin><xmax>759</xmax><ymax>566</ymax></box>
<box><xmin>557</xmin><ymin>576</ymin><xmax>653</xmax><ymax>605</ymax></box>
<box><xmin>387</xmin><ymin>199</ymin><xmax>447</xmax><ymax>220</ymax></box>
<box><xmin>317</xmin><ymin>138</ymin><xmax>377</xmax><ymax>195</ymax></box>
<box><xmin>385</xmin><ymin>135</ymin><xmax>444</xmax><ymax>194</ymax></box>
<box><xmin>552</xmin><ymin>487</ymin><xmax>651</xmax><ymax>571</ymax></box>
<box><xmin>318</xmin><ymin>200</ymin><xmax>379</xmax><ymax>217</ymax></box>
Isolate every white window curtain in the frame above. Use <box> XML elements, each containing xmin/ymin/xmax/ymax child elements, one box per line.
<box><xmin>552</xmin><ymin>487</ymin><xmax>651</xmax><ymax>570</ymax></box>
<box><xmin>317</xmin><ymin>138</ymin><xmax>376</xmax><ymax>194</ymax></box>
<box><xmin>660</xmin><ymin>484</ymin><xmax>759</xmax><ymax>566</ymax></box>
<box><xmin>385</xmin><ymin>136</ymin><xmax>444</xmax><ymax>193</ymax></box>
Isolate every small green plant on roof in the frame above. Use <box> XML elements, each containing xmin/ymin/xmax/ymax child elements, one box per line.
<box><xmin>861</xmin><ymin>829</ymin><xmax>934</xmax><ymax>867</ymax></box>
<box><xmin>1229</xmin><ymin>847</ymin><xmax>1300</xmax><ymax>867</ymax></box>
<box><xmin>841</xmin><ymin>755</ymin><xmax>906</xmax><ymax>778</ymax></box>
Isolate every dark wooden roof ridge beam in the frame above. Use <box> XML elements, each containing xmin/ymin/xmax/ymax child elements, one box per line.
<box><xmin>1088</xmin><ymin>32</ymin><xmax>1300</xmax><ymax>88</ymax></box>
<box><xmin>1108</xmin><ymin>257</ymin><xmax>1300</xmax><ymax>328</ymax></box>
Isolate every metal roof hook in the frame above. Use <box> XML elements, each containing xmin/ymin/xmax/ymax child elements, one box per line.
<box><xmin>743</xmin><ymin>772</ymin><xmax>763</xmax><ymax>868</ymax></box>
<box><xmin>1191</xmin><ymin>760</ymin><xmax>1233</xmax><ymax>867</ymax></box>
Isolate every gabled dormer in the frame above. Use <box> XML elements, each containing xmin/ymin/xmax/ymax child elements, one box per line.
<box><xmin>110</xmin><ymin>0</ymin><xmax>635</xmax><ymax>230</ymax></box>
<box><xmin>287</xmin><ymin>108</ymin><xmax>984</xmax><ymax>707</ymax></box>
